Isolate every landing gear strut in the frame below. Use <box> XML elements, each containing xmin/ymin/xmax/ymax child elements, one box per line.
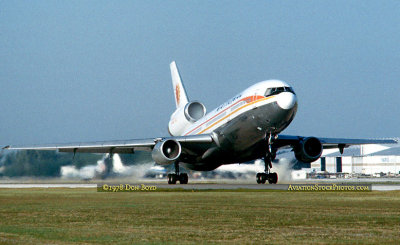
<box><xmin>168</xmin><ymin>161</ymin><xmax>188</xmax><ymax>184</ymax></box>
<box><xmin>256</xmin><ymin>134</ymin><xmax>278</xmax><ymax>184</ymax></box>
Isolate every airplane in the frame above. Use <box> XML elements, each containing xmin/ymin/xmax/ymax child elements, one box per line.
<box><xmin>3</xmin><ymin>61</ymin><xmax>397</xmax><ymax>184</ymax></box>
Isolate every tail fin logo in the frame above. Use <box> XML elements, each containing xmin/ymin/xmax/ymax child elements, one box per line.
<box><xmin>175</xmin><ymin>84</ymin><xmax>181</xmax><ymax>106</ymax></box>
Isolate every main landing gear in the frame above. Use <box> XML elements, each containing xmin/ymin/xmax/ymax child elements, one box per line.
<box><xmin>167</xmin><ymin>161</ymin><xmax>188</xmax><ymax>184</ymax></box>
<box><xmin>256</xmin><ymin>169</ymin><xmax>278</xmax><ymax>184</ymax></box>
<box><xmin>256</xmin><ymin>134</ymin><xmax>278</xmax><ymax>184</ymax></box>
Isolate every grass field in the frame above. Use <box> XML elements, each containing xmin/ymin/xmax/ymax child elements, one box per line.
<box><xmin>0</xmin><ymin>189</ymin><xmax>400</xmax><ymax>244</ymax></box>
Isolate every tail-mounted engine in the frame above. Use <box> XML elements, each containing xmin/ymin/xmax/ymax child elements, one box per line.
<box><xmin>294</xmin><ymin>137</ymin><xmax>323</xmax><ymax>163</ymax></box>
<box><xmin>168</xmin><ymin>101</ymin><xmax>206</xmax><ymax>136</ymax></box>
<box><xmin>152</xmin><ymin>139</ymin><xmax>182</xmax><ymax>165</ymax></box>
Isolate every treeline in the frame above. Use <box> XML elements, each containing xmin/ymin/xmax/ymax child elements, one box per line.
<box><xmin>0</xmin><ymin>150</ymin><xmax>152</xmax><ymax>177</ymax></box>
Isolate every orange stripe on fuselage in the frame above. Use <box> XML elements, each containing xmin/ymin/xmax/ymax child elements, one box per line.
<box><xmin>184</xmin><ymin>95</ymin><xmax>274</xmax><ymax>135</ymax></box>
<box><xmin>197</xmin><ymin>96</ymin><xmax>274</xmax><ymax>134</ymax></box>
<box><xmin>184</xmin><ymin>96</ymin><xmax>258</xmax><ymax>135</ymax></box>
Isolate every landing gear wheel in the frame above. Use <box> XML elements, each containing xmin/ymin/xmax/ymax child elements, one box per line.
<box><xmin>179</xmin><ymin>173</ymin><xmax>188</xmax><ymax>184</ymax></box>
<box><xmin>268</xmin><ymin>172</ymin><xmax>278</xmax><ymax>184</ymax></box>
<box><xmin>167</xmin><ymin>161</ymin><xmax>189</xmax><ymax>184</ymax></box>
<box><xmin>256</xmin><ymin>133</ymin><xmax>278</xmax><ymax>184</ymax></box>
<box><xmin>167</xmin><ymin>174</ymin><xmax>177</xmax><ymax>184</ymax></box>
<box><xmin>256</xmin><ymin>173</ymin><xmax>267</xmax><ymax>184</ymax></box>
<box><xmin>256</xmin><ymin>173</ymin><xmax>262</xmax><ymax>184</ymax></box>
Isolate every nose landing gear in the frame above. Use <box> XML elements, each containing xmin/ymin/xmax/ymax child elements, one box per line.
<box><xmin>256</xmin><ymin>134</ymin><xmax>278</xmax><ymax>184</ymax></box>
<box><xmin>256</xmin><ymin>156</ymin><xmax>278</xmax><ymax>184</ymax></box>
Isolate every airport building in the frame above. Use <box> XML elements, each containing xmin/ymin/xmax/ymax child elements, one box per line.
<box><xmin>310</xmin><ymin>140</ymin><xmax>400</xmax><ymax>175</ymax></box>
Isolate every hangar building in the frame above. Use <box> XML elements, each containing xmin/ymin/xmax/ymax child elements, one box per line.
<box><xmin>310</xmin><ymin>140</ymin><xmax>400</xmax><ymax>175</ymax></box>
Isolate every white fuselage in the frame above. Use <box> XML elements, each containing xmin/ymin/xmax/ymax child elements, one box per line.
<box><xmin>171</xmin><ymin>80</ymin><xmax>297</xmax><ymax>137</ymax></box>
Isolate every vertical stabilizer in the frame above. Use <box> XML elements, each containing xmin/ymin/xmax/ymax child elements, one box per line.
<box><xmin>170</xmin><ymin>61</ymin><xmax>189</xmax><ymax>108</ymax></box>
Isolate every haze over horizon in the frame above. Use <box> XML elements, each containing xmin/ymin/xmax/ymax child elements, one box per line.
<box><xmin>1</xmin><ymin>1</ymin><xmax>399</xmax><ymax>146</ymax></box>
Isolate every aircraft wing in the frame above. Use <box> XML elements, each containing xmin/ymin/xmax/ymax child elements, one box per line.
<box><xmin>275</xmin><ymin>135</ymin><xmax>397</xmax><ymax>150</ymax></box>
<box><xmin>2</xmin><ymin>134</ymin><xmax>214</xmax><ymax>154</ymax></box>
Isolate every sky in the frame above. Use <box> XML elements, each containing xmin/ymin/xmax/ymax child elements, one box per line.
<box><xmin>0</xmin><ymin>1</ymin><xmax>399</xmax><ymax>146</ymax></box>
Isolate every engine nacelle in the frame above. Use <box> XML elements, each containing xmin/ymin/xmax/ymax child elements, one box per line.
<box><xmin>168</xmin><ymin>101</ymin><xmax>206</xmax><ymax>136</ymax></box>
<box><xmin>152</xmin><ymin>139</ymin><xmax>182</xmax><ymax>165</ymax></box>
<box><xmin>294</xmin><ymin>137</ymin><xmax>323</xmax><ymax>163</ymax></box>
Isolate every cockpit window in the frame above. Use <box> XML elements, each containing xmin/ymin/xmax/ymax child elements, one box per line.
<box><xmin>265</xmin><ymin>86</ymin><xmax>295</xmax><ymax>97</ymax></box>
<box><xmin>285</xmin><ymin>87</ymin><xmax>295</xmax><ymax>94</ymax></box>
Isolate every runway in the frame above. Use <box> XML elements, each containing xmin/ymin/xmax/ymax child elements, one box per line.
<box><xmin>1</xmin><ymin>183</ymin><xmax>400</xmax><ymax>191</ymax></box>
<box><xmin>0</xmin><ymin>184</ymin><xmax>97</xmax><ymax>188</ymax></box>
<box><xmin>371</xmin><ymin>185</ymin><xmax>400</xmax><ymax>191</ymax></box>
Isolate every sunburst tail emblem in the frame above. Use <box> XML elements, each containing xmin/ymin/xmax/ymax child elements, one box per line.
<box><xmin>175</xmin><ymin>85</ymin><xmax>181</xmax><ymax>106</ymax></box>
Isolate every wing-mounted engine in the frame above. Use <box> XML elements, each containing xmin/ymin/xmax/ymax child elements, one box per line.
<box><xmin>168</xmin><ymin>101</ymin><xmax>206</xmax><ymax>136</ymax></box>
<box><xmin>152</xmin><ymin>139</ymin><xmax>182</xmax><ymax>165</ymax></box>
<box><xmin>294</xmin><ymin>137</ymin><xmax>323</xmax><ymax>163</ymax></box>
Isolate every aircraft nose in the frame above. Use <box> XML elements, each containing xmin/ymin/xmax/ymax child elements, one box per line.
<box><xmin>277</xmin><ymin>92</ymin><xmax>297</xmax><ymax>110</ymax></box>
